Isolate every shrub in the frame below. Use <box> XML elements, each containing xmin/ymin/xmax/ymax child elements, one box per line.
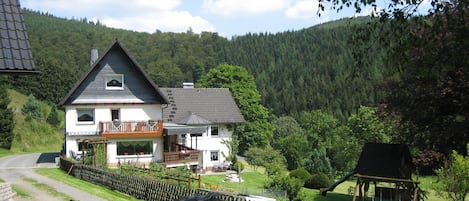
<box><xmin>304</xmin><ymin>172</ymin><xmax>331</xmax><ymax>189</ymax></box>
<box><xmin>233</xmin><ymin>161</ymin><xmax>244</xmax><ymax>173</ymax></box>
<box><xmin>413</xmin><ymin>149</ymin><xmax>445</xmax><ymax>175</ymax></box>
<box><xmin>289</xmin><ymin>168</ymin><xmax>311</xmax><ymax>184</ymax></box>
<box><xmin>436</xmin><ymin>150</ymin><xmax>469</xmax><ymax>201</ymax></box>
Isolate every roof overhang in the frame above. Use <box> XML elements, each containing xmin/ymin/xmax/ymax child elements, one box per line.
<box><xmin>163</xmin><ymin>123</ymin><xmax>207</xmax><ymax>135</ymax></box>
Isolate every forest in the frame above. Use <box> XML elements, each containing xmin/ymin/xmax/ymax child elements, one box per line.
<box><xmin>10</xmin><ymin>9</ymin><xmax>383</xmax><ymax>122</ymax></box>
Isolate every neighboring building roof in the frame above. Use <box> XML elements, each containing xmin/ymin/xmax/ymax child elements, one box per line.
<box><xmin>59</xmin><ymin>40</ymin><xmax>168</xmax><ymax>106</ymax></box>
<box><xmin>160</xmin><ymin>88</ymin><xmax>245</xmax><ymax>125</ymax></box>
<box><xmin>0</xmin><ymin>0</ymin><xmax>37</xmax><ymax>74</ymax></box>
<box><xmin>354</xmin><ymin>143</ymin><xmax>414</xmax><ymax>179</ymax></box>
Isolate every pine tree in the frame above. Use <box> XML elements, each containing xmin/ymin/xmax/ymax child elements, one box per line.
<box><xmin>0</xmin><ymin>84</ymin><xmax>14</xmax><ymax>149</ymax></box>
<box><xmin>47</xmin><ymin>105</ymin><xmax>60</xmax><ymax>127</ymax></box>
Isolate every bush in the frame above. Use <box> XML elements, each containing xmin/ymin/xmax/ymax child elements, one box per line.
<box><xmin>413</xmin><ymin>149</ymin><xmax>445</xmax><ymax>175</ymax></box>
<box><xmin>436</xmin><ymin>150</ymin><xmax>469</xmax><ymax>201</ymax></box>
<box><xmin>304</xmin><ymin>172</ymin><xmax>331</xmax><ymax>189</ymax></box>
<box><xmin>289</xmin><ymin>168</ymin><xmax>311</xmax><ymax>184</ymax></box>
<box><xmin>233</xmin><ymin>161</ymin><xmax>244</xmax><ymax>173</ymax></box>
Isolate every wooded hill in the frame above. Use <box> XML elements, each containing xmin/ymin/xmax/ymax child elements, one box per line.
<box><xmin>9</xmin><ymin>9</ymin><xmax>385</xmax><ymax>121</ymax></box>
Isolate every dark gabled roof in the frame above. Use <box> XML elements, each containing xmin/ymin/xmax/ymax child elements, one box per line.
<box><xmin>59</xmin><ymin>40</ymin><xmax>168</xmax><ymax>106</ymax></box>
<box><xmin>160</xmin><ymin>88</ymin><xmax>245</xmax><ymax>125</ymax></box>
<box><xmin>355</xmin><ymin>143</ymin><xmax>414</xmax><ymax>179</ymax></box>
<box><xmin>0</xmin><ymin>0</ymin><xmax>37</xmax><ymax>74</ymax></box>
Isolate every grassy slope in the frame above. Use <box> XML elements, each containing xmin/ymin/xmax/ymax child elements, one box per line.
<box><xmin>7</xmin><ymin>89</ymin><xmax>64</xmax><ymax>153</ymax></box>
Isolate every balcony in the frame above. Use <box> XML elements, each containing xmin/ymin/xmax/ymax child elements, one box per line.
<box><xmin>164</xmin><ymin>151</ymin><xmax>200</xmax><ymax>167</ymax></box>
<box><xmin>164</xmin><ymin>144</ymin><xmax>199</xmax><ymax>167</ymax></box>
<box><xmin>100</xmin><ymin>120</ymin><xmax>163</xmax><ymax>138</ymax></box>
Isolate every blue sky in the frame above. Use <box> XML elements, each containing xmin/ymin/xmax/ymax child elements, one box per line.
<box><xmin>20</xmin><ymin>0</ymin><xmax>420</xmax><ymax>38</ymax></box>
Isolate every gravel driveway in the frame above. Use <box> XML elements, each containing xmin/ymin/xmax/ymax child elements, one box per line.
<box><xmin>0</xmin><ymin>153</ymin><xmax>105</xmax><ymax>201</ymax></box>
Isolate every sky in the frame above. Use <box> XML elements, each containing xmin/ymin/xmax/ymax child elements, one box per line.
<box><xmin>19</xmin><ymin>0</ymin><xmax>419</xmax><ymax>38</ymax></box>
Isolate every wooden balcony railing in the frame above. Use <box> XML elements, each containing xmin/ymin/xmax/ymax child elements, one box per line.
<box><xmin>164</xmin><ymin>151</ymin><xmax>200</xmax><ymax>166</ymax></box>
<box><xmin>100</xmin><ymin>120</ymin><xmax>163</xmax><ymax>138</ymax></box>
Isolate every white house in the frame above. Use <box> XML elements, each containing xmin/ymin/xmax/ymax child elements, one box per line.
<box><xmin>160</xmin><ymin>86</ymin><xmax>245</xmax><ymax>171</ymax></box>
<box><xmin>60</xmin><ymin>40</ymin><xmax>244</xmax><ymax>170</ymax></box>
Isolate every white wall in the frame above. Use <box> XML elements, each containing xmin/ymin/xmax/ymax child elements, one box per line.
<box><xmin>184</xmin><ymin>125</ymin><xmax>232</xmax><ymax>170</ymax></box>
<box><xmin>65</xmin><ymin>104</ymin><xmax>162</xmax><ymax>133</ymax></box>
<box><xmin>64</xmin><ymin>104</ymin><xmax>163</xmax><ymax>163</ymax></box>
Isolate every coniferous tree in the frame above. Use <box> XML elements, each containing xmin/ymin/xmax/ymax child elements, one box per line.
<box><xmin>47</xmin><ymin>105</ymin><xmax>60</xmax><ymax>127</ymax></box>
<box><xmin>0</xmin><ymin>84</ymin><xmax>14</xmax><ymax>149</ymax></box>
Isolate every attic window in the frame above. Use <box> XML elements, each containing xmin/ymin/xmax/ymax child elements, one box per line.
<box><xmin>105</xmin><ymin>74</ymin><xmax>124</xmax><ymax>90</ymax></box>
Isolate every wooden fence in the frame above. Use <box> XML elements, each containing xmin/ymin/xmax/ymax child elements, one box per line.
<box><xmin>60</xmin><ymin>157</ymin><xmax>245</xmax><ymax>201</ymax></box>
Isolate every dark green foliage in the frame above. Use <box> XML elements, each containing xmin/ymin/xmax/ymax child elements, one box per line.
<box><xmin>265</xmin><ymin>174</ymin><xmax>303</xmax><ymax>201</ymax></box>
<box><xmin>304</xmin><ymin>172</ymin><xmax>331</xmax><ymax>189</ymax></box>
<box><xmin>199</xmin><ymin>64</ymin><xmax>273</xmax><ymax>154</ymax></box>
<box><xmin>289</xmin><ymin>168</ymin><xmax>311</xmax><ymax>184</ymax></box>
<box><xmin>0</xmin><ymin>83</ymin><xmax>14</xmax><ymax>149</ymax></box>
<box><xmin>14</xmin><ymin>10</ymin><xmax>384</xmax><ymax>125</ymax></box>
<box><xmin>21</xmin><ymin>94</ymin><xmax>42</xmax><ymax>120</ymax></box>
<box><xmin>305</xmin><ymin>149</ymin><xmax>332</xmax><ymax>177</ymax></box>
<box><xmin>46</xmin><ymin>105</ymin><xmax>61</xmax><ymax>127</ymax></box>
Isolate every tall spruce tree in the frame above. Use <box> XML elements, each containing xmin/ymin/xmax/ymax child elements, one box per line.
<box><xmin>0</xmin><ymin>83</ymin><xmax>14</xmax><ymax>149</ymax></box>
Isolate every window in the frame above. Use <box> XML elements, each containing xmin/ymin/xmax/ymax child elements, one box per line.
<box><xmin>105</xmin><ymin>74</ymin><xmax>124</xmax><ymax>90</ymax></box>
<box><xmin>210</xmin><ymin>151</ymin><xmax>219</xmax><ymax>161</ymax></box>
<box><xmin>77</xmin><ymin>108</ymin><xmax>94</xmax><ymax>123</ymax></box>
<box><xmin>210</xmin><ymin>126</ymin><xmax>219</xmax><ymax>137</ymax></box>
<box><xmin>111</xmin><ymin>109</ymin><xmax>120</xmax><ymax>121</ymax></box>
<box><xmin>117</xmin><ymin>141</ymin><xmax>152</xmax><ymax>156</ymax></box>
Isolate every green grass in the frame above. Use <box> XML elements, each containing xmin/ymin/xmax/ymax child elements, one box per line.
<box><xmin>7</xmin><ymin>89</ymin><xmax>64</xmax><ymax>153</ymax></box>
<box><xmin>36</xmin><ymin>168</ymin><xmax>140</xmax><ymax>201</ymax></box>
<box><xmin>23</xmin><ymin>177</ymin><xmax>74</xmax><ymax>200</ymax></box>
<box><xmin>11</xmin><ymin>184</ymin><xmax>31</xmax><ymax>198</ymax></box>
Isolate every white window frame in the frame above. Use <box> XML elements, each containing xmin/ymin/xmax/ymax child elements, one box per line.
<box><xmin>76</xmin><ymin>108</ymin><xmax>94</xmax><ymax>124</ymax></box>
<box><xmin>105</xmin><ymin>74</ymin><xmax>124</xmax><ymax>90</ymax></box>
<box><xmin>210</xmin><ymin>151</ymin><xmax>219</xmax><ymax>162</ymax></box>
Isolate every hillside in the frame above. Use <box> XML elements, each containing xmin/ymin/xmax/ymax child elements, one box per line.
<box><xmin>7</xmin><ymin>89</ymin><xmax>63</xmax><ymax>153</ymax></box>
<box><xmin>8</xmin><ymin>9</ymin><xmax>385</xmax><ymax>121</ymax></box>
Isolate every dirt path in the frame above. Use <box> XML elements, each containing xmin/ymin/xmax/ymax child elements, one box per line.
<box><xmin>0</xmin><ymin>153</ymin><xmax>105</xmax><ymax>201</ymax></box>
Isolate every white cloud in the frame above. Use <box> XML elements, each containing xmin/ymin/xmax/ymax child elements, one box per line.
<box><xmin>21</xmin><ymin>0</ymin><xmax>215</xmax><ymax>34</ymax></box>
<box><xmin>202</xmin><ymin>0</ymin><xmax>287</xmax><ymax>16</ymax></box>
<box><xmin>103</xmin><ymin>11</ymin><xmax>215</xmax><ymax>33</ymax></box>
<box><xmin>285</xmin><ymin>0</ymin><xmax>318</xmax><ymax>19</ymax></box>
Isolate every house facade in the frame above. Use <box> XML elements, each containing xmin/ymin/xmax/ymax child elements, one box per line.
<box><xmin>160</xmin><ymin>87</ymin><xmax>245</xmax><ymax>171</ymax></box>
<box><xmin>61</xmin><ymin>40</ymin><xmax>244</xmax><ymax>170</ymax></box>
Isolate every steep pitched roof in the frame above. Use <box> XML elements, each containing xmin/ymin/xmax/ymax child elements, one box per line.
<box><xmin>59</xmin><ymin>40</ymin><xmax>168</xmax><ymax>106</ymax></box>
<box><xmin>354</xmin><ymin>143</ymin><xmax>414</xmax><ymax>179</ymax></box>
<box><xmin>160</xmin><ymin>88</ymin><xmax>245</xmax><ymax>125</ymax></box>
<box><xmin>0</xmin><ymin>0</ymin><xmax>37</xmax><ymax>74</ymax></box>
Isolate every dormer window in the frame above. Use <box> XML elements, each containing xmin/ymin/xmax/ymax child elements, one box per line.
<box><xmin>105</xmin><ymin>74</ymin><xmax>124</xmax><ymax>90</ymax></box>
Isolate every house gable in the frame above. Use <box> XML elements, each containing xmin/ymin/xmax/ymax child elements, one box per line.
<box><xmin>60</xmin><ymin>40</ymin><xmax>168</xmax><ymax>105</ymax></box>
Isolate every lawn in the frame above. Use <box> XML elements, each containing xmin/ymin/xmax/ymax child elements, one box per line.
<box><xmin>200</xmin><ymin>169</ymin><xmax>466</xmax><ymax>201</ymax></box>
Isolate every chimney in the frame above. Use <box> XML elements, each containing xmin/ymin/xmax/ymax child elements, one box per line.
<box><xmin>183</xmin><ymin>82</ymin><xmax>194</xmax><ymax>89</ymax></box>
<box><xmin>90</xmin><ymin>48</ymin><xmax>98</xmax><ymax>67</ymax></box>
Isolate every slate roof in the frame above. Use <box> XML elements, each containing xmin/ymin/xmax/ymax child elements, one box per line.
<box><xmin>160</xmin><ymin>88</ymin><xmax>245</xmax><ymax>125</ymax></box>
<box><xmin>0</xmin><ymin>0</ymin><xmax>37</xmax><ymax>73</ymax></box>
<box><xmin>59</xmin><ymin>40</ymin><xmax>168</xmax><ymax>106</ymax></box>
